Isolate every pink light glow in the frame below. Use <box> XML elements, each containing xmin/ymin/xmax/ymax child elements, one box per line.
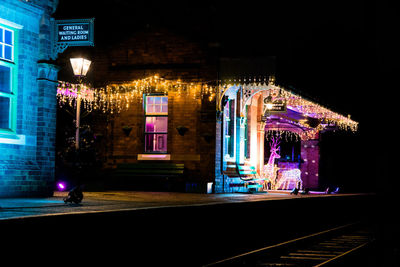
<box><xmin>57</xmin><ymin>87</ymin><xmax>77</xmax><ymax>97</ymax></box>
<box><xmin>276</xmin><ymin>168</ymin><xmax>302</xmax><ymax>190</ymax></box>
<box><xmin>57</xmin><ymin>182</ymin><xmax>66</xmax><ymax>191</ymax></box>
<box><xmin>141</xmin><ymin>154</ymin><xmax>168</xmax><ymax>158</ymax></box>
<box><xmin>263</xmin><ymin>136</ymin><xmax>281</xmax><ymax>185</ymax></box>
<box><xmin>57</xmin><ymin>85</ymin><xmax>95</xmax><ymax>100</ymax></box>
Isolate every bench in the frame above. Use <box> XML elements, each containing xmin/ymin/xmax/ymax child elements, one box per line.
<box><xmin>223</xmin><ymin>162</ymin><xmax>264</xmax><ymax>190</ymax></box>
<box><xmin>110</xmin><ymin>163</ymin><xmax>185</xmax><ymax>190</ymax></box>
<box><xmin>223</xmin><ymin>162</ymin><xmax>257</xmax><ymax>181</ymax></box>
<box><xmin>237</xmin><ymin>164</ymin><xmax>257</xmax><ymax>181</ymax></box>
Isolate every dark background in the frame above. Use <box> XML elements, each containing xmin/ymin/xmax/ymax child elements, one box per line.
<box><xmin>53</xmin><ymin>0</ymin><xmax>397</xmax><ymax>194</ymax></box>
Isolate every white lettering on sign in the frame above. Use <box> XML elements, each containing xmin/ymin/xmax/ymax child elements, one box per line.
<box><xmin>62</xmin><ymin>25</ymin><xmax>84</xmax><ymax>31</ymax></box>
<box><xmin>59</xmin><ymin>30</ymin><xmax>89</xmax><ymax>35</ymax></box>
<box><xmin>60</xmin><ymin>35</ymin><xmax>88</xmax><ymax>41</ymax></box>
<box><xmin>57</xmin><ymin>23</ymin><xmax>90</xmax><ymax>42</ymax></box>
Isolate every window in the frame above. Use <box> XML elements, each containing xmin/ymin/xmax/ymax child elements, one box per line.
<box><xmin>224</xmin><ymin>99</ymin><xmax>235</xmax><ymax>158</ymax></box>
<box><xmin>0</xmin><ymin>58</ymin><xmax>14</xmax><ymax>131</ymax></box>
<box><xmin>0</xmin><ymin>26</ymin><xmax>14</xmax><ymax>61</ymax></box>
<box><xmin>244</xmin><ymin>106</ymin><xmax>249</xmax><ymax>159</ymax></box>
<box><xmin>0</xmin><ymin>95</ymin><xmax>10</xmax><ymax>129</ymax></box>
<box><xmin>0</xmin><ymin>25</ymin><xmax>16</xmax><ymax>133</ymax></box>
<box><xmin>144</xmin><ymin>95</ymin><xmax>168</xmax><ymax>152</ymax></box>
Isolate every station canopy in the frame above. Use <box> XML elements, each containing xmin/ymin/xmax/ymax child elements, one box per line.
<box><xmin>217</xmin><ymin>77</ymin><xmax>358</xmax><ymax>140</ymax></box>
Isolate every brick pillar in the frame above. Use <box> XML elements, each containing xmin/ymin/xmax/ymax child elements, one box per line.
<box><xmin>36</xmin><ymin>63</ymin><xmax>59</xmax><ymax>196</ymax></box>
<box><xmin>257</xmin><ymin>122</ymin><xmax>265</xmax><ymax>175</ymax></box>
<box><xmin>300</xmin><ymin>139</ymin><xmax>320</xmax><ymax>190</ymax></box>
<box><xmin>214</xmin><ymin>118</ymin><xmax>224</xmax><ymax>193</ymax></box>
<box><xmin>35</xmin><ymin>0</ymin><xmax>59</xmax><ymax>196</ymax></box>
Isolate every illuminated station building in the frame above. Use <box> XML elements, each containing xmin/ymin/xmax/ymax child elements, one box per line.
<box><xmin>0</xmin><ymin>0</ymin><xmax>59</xmax><ymax>197</ymax></box>
<box><xmin>0</xmin><ymin>0</ymin><xmax>358</xmax><ymax>196</ymax></box>
<box><xmin>56</xmin><ymin>30</ymin><xmax>358</xmax><ymax>194</ymax></box>
<box><xmin>70</xmin><ymin>72</ymin><xmax>358</xmax><ymax>193</ymax></box>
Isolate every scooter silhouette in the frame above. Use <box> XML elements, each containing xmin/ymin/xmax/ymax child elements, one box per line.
<box><xmin>64</xmin><ymin>185</ymin><xmax>84</xmax><ymax>204</ymax></box>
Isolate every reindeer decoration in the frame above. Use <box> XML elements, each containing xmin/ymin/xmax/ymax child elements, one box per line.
<box><xmin>275</xmin><ymin>168</ymin><xmax>303</xmax><ymax>190</ymax></box>
<box><xmin>262</xmin><ymin>136</ymin><xmax>281</xmax><ymax>189</ymax></box>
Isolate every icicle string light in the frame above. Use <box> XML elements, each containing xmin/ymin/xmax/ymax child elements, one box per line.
<box><xmin>265</xmin><ymin>130</ymin><xmax>302</xmax><ymax>142</ymax></box>
<box><xmin>57</xmin><ymin>75</ymin><xmax>217</xmax><ymax>114</ymax></box>
<box><xmin>57</xmin><ymin>82</ymin><xmax>96</xmax><ymax>112</ymax></box>
<box><xmin>218</xmin><ymin>78</ymin><xmax>358</xmax><ymax>134</ymax></box>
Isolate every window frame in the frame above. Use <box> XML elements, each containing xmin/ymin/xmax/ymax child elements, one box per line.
<box><xmin>143</xmin><ymin>94</ymin><xmax>168</xmax><ymax>153</ymax></box>
<box><xmin>0</xmin><ymin>23</ymin><xmax>17</xmax><ymax>134</ymax></box>
<box><xmin>0</xmin><ymin>25</ymin><xmax>14</xmax><ymax>62</ymax></box>
<box><xmin>223</xmin><ymin>98</ymin><xmax>236</xmax><ymax>160</ymax></box>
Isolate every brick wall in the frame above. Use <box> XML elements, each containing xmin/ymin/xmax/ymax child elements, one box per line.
<box><xmin>300</xmin><ymin>139</ymin><xmax>320</xmax><ymax>190</ymax></box>
<box><xmin>0</xmin><ymin>0</ymin><xmax>58</xmax><ymax>197</ymax></box>
<box><xmin>104</xmin><ymin>90</ymin><xmax>216</xmax><ymax>189</ymax></box>
<box><xmin>77</xmin><ymin>29</ymin><xmax>218</xmax><ymax>191</ymax></box>
<box><xmin>90</xmin><ymin>29</ymin><xmax>216</xmax><ymax>86</ymax></box>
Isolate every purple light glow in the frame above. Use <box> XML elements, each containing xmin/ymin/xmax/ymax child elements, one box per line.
<box><xmin>57</xmin><ymin>85</ymin><xmax>94</xmax><ymax>100</ymax></box>
<box><xmin>57</xmin><ymin>87</ymin><xmax>77</xmax><ymax>97</ymax></box>
<box><xmin>57</xmin><ymin>182</ymin><xmax>66</xmax><ymax>191</ymax></box>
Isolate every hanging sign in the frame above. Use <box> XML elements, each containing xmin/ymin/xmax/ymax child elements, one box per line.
<box><xmin>57</xmin><ymin>23</ymin><xmax>90</xmax><ymax>42</ymax></box>
<box><xmin>263</xmin><ymin>99</ymin><xmax>287</xmax><ymax>115</ymax></box>
<box><xmin>52</xmin><ymin>18</ymin><xmax>94</xmax><ymax>58</ymax></box>
<box><xmin>55</xmin><ymin>18</ymin><xmax>94</xmax><ymax>45</ymax></box>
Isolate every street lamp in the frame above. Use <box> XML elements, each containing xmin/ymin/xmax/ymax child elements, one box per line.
<box><xmin>70</xmin><ymin>57</ymin><xmax>91</xmax><ymax>150</ymax></box>
<box><xmin>70</xmin><ymin>58</ymin><xmax>91</xmax><ymax>78</ymax></box>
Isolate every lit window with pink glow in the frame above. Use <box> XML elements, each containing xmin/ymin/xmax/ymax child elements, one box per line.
<box><xmin>145</xmin><ymin>96</ymin><xmax>168</xmax><ymax>114</ymax></box>
<box><xmin>144</xmin><ymin>95</ymin><xmax>168</xmax><ymax>152</ymax></box>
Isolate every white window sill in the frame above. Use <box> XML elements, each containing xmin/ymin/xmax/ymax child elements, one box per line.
<box><xmin>138</xmin><ymin>154</ymin><xmax>170</xmax><ymax>160</ymax></box>
<box><xmin>0</xmin><ymin>133</ymin><xmax>26</xmax><ymax>145</ymax></box>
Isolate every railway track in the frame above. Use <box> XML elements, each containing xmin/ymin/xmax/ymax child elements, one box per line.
<box><xmin>203</xmin><ymin>222</ymin><xmax>375</xmax><ymax>266</ymax></box>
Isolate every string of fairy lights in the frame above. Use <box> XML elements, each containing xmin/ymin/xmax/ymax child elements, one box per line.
<box><xmin>57</xmin><ymin>82</ymin><xmax>95</xmax><ymax>111</ymax></box>
<box><xmin>57</xmin><ymin>75</ymin><xmax>358</xmax><ymax>140</ymax></box>
<box><xmin>220</xmin><ymin>79</ymin><xmax>358</xmax><ymax>133</ymax></box>
<box><xmin>265</xmin><ymin>130</ymin><xmax>301</xmax><ymax>142</ymax></box>
<box><xmin>57</xmin><ymin>75</ymin><xmax>216</xmax><ymax>114</ymax></box>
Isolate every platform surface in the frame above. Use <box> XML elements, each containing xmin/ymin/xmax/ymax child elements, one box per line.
<box><xmin>0</xmin><ymin>190</ymin><xmax>365</xmax><ymax>220</ymax></box>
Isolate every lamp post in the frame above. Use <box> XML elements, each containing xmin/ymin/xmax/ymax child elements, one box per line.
<box><xmin>70</xmin><ymin>58</ymin><xmax>91</xmax><ymax>150</ymax></box>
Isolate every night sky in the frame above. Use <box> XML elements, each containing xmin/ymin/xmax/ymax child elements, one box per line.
<box><xmin>54</xmin><ymin>1</ymin><xmax>397</xmax><ymax>192</ymax></box>
<box><xmin>54</xmin><ymin>1</ymin><xmax>396</xmax><ymax>120</ymax></box>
